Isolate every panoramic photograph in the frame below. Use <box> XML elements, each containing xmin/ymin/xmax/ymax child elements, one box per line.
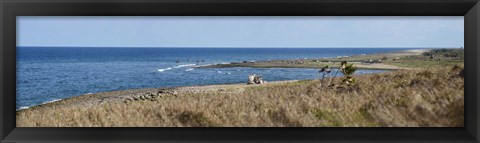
<box><xmin>16</xmin><ymin>16</ymin><xmax>464</xmax><ymax>127</ymax></box>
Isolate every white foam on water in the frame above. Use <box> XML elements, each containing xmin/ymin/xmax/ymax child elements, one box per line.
<box><xmin>174</xmin><ymin>64</ymin><xmax>196</xmax><ymax>68</ymax></box>
<box><xmin>215</xmin><ymin>70</ymin><xmax>231</xmax><ymax>75</ymax></box>
<box><xmin>185</xmin><ymin>68</ymin><xmax>194</xmax><ymax>71</ymax></box>
<box><xmin>158</xmin><ymin>67</ymin><xmax>172</xmax><ymax>72</ymax></box>
<box><xmin>158</xmin><ymin>64</ymin><xmax>196</xmax><ymax>72</ymax></box>
<box><xmin>42</xmin><ymin>99</ymin><xmax>61</xmax><ymax>104</ymax></box>
<box><xmin>17</xmin><ymin>99</ymin><xmax>62</xmax><ymax>111</ymax></box>
<box><xmin>18</xmin><ymin>106</ymin><xmax>30</xmax><ymax>110</ymax></box>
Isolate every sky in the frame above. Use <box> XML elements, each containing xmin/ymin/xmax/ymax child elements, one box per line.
<box><xmin>17</xmin><ymin>16</ymin><xmax>464</xmax><ymax>48</ymax></box>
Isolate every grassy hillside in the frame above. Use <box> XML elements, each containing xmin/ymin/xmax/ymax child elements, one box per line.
<box><xmin>17</xmin><ymin>65</ymin><xmax>464</xmax><ymax>127</ymax></box>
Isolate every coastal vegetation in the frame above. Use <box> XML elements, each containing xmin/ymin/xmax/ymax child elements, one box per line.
<box><xmin>16</xmin><ymin>48</ymin><xmax>464</xmax><ymax>127</ymax></box>
<box><xmin>386</xmin><ymin>49</ymin><xmax>464</xmax><ymax>68</ymax></box>
<box><xmin>199</xmin><ymin>49</ymin><xmax>464</xmax><ymax>70</ymax></box>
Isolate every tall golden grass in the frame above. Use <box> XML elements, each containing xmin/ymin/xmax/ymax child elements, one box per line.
<box><xmin>16</xmin><ymin>66</ymin><xmax>464</xmax><ymax>127</ymax></box>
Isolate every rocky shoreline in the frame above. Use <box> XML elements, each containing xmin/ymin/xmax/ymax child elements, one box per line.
<box><xmin>197</xmin><ymin>49</ymin><xmax>430</xmax><ymax>70</ymax></box>
<box><xmin>16</xmin><ymin>80</ymin><xmax>301</xmax><ymax>113</ymax></box>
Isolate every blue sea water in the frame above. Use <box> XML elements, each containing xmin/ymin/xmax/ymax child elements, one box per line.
<box><xmin>16</xmin><ymin>47</ymin><xmax>419</xmax><ymax>110</ymax></box>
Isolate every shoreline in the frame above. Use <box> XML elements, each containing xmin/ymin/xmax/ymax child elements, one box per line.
<box><xmin>16</xmin><ymin>49</ymin><xmax>430</xmax><ymax>112</ymax></box>
<box><xmin>16</xmin><ymin>79</ymin><xmax>305</xmax><ymax>112</ymax></box>
<box><xmin>16</xmin><ymin>66</ymin><xmax>389</xmax><ymax>112</ymax></box>
<box><xmin>196</xmin><ymin>49</ymin><xmax>430</xmax><ymax>70</ymax></box>
<box><xmin>16</xmin><ymin>65</ymin><xmax>464</xmax><ymax>127</ymax></box>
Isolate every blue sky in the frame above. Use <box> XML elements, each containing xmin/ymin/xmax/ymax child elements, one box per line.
<box><xmin>17</xmin><ymin>16</ymin><xmax>464</xmax><ymax>48</ymax></box>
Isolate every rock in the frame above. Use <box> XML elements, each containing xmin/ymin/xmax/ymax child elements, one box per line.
<box><xmin>254</xmin><ymin>75</ymin><xmax>264</xmax><ymax>84</ymax></box>
<box><xmin>124</xmin><ymin>98</ymin><xmax>133</xmax><ymax>103</ymax></box>
<box><xmin>158</xmin><ymin>90</ymin><xmax>167</xmax><ymax>94</ymax></box>
<box><xmin>248</xmin><ymin>74</ymin><xmax>256</xmax><ymax>84</ymax></box>
<box><xmin>149</xmin><ymin>93</ymin><xmax>156</xmax><ymax>97</ymax></box>
<box><xmin>248</xmin><ymin>74</ymin><xmax>264</xmax><ymax>84</ymax></box>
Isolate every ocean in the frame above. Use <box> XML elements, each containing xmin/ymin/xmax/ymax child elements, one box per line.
<box><xmin>16</xmin><ymin>47</ymin><xmax>418</xmax><ymax>110</ymax></box>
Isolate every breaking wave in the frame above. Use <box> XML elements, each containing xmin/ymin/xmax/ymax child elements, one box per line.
<box><xmin>18</xmin><ymin>106</ymin><xmax>30</xmax><ymax>110</ymax></box>
<box><xmin>174</xmin><ymin>64</ymin><xmax>196</xmax><ymax>68</ymax></box>
<box><xmin>16</xmin><ymin>99</ymin><xmax>62</xmax><ymax>111</ymax></box>
<box><xmin>42</xmin><ymin>99</ymin><xmax>61</xmax><ymax>104</ymax></box>
<box><xmin>158</xmin><ymin>64</ymin><xmax>196</xmax><ymax>72</ymax></box>
<box><xmin>216</xmin><ymin>70</ymin><xmax>231</xmax><ymax>75</ymax></box>
<box><xmin>157</xmin><ymin>67</ymin><xmax>172</xmax><ymax>72</ymax></box>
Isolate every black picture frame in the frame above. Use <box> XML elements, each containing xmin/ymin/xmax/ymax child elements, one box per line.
<box><xmin>1</xmin><ymin>0</ymin><xmax>479</xmax><ymax>143</ymax></box>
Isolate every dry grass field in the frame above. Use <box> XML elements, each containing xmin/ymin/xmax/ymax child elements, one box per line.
<box><xmin>17</xmin><ymin>65</ymin><xmax>464</xmax><ymax>127</ymax></box>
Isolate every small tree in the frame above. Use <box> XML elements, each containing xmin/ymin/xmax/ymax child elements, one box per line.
<box><xmin>341</xmin><ymin>64</ymin><xmax>357</xmax><ymax>84</ymax></box>
<box><xmin>329</xmin><ymin>61</ymin><xmax>347</xmax><ymax>87</ymax></box>
<box><xmin>328</xmin><ymin>61</ymin><xmax>358</xmax><ymax>87</ymax></box>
